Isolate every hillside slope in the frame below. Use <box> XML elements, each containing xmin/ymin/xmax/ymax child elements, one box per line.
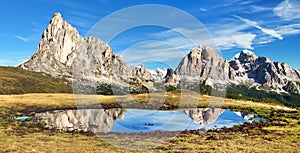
<box><xmin>0</xmin><ymin>66</ymin><xmax>72</xmax><ymax>94</ymax></box>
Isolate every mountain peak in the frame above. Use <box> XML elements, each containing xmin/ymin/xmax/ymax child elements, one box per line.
<box><xmin>175</xmin><ymin>46</ymin><xmax>235</xmax><ymax>81</ymax></box>
<box><xmin>49</xmin><ymin>12</ymin><xmax>64</xmax><ymax>25</ymax></box>
<box><xmin>52</xmin><ymin>12</ymin><xmax>62</xmax><ymax>19</ymax></box>
<box><xmin>241</xmin><ymin>49</ymin><xmax>255</xmax><ymax>55</ymax></box>
<box><xmin>19</xmin><ymin>12</ymin><xmax>130</xmax><ymax>78</ymax></box>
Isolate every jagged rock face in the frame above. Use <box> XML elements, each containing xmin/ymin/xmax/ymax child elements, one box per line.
<box><xmin>130</xmin><ymin>65</ymin><xmax>153</xmax><ymax>81</ymax></box>
<box><xmin>19</xmin><ymin>13</ymin><xmax>130</xmax><ymax>78</ymax></box>
<box><xmin>18</xmin><ymin>13</ymin><xmax>300</xmax><ymax>94</ymax></box>
<box><xmin>149</xmin><ymin>68</ymin><xmax>167</xmax><ymax>81</ymax></box>
<box><xmin>72</xmin><ymin>36</ymin><xmax>130</xmax><ymax>78</ymax></box>
<box><xmin>184</xmin><ymin>108</ymin><xmax>224</xmax><ymax>125</ymax></box>
<box><xmin>35</xmin><ymin>108</ymin><xmax>125</xmax><ymax>133</ymax></box>
<box><xmin>164</xmin><ymin>68</ymin><xmax>176</xmax><ymax>85</ymax></box>
<box><xmin>230</xmin><ymin>50</ymin><xmax>300</xmax><ymax>93</ymax></box>
<box><xmin>175</xmin><ymin>46</ymin><xmax>235</xmax><ymax>81</ymax></box>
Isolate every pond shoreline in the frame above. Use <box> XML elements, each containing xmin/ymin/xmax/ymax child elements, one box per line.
<box><xmin>0</xmin><ymin>93</ymin><xmax>299</xmax><ymax>152</ymax></box>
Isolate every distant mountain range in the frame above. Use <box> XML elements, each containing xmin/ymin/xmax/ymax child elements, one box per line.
<box><xmin>19</xmin><ymin>13</ymin><xmax>300</xmax><ymax>95</ymax></box>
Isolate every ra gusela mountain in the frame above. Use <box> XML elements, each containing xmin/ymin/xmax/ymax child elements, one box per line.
<box><xmin>19</xmin><ymin>13</ymin><xmax>130</xmax><ymax>78</ymax></box>
<box><xmin>19</xmin><ymin>13</ymin><xmax>300</xmax><ymax>94</ymax></box>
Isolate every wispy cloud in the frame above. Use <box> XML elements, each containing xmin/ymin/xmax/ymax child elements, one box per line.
<box><xmin>56</xmin><ymin>1</ymin><xmax>93</xmax><ymax>12</ymax></box>
<box><xmin>0</xmin><ymin>59</ymin><xmax>8</xmax><ymax>63</ymax></box>
<box><xmin>147</xmin><ymin>22</ymin><xmax>258</xmax><ymax>52</ymax></box>
<box><xmin>121</xmin><ymin>40</ymin><xmax>190</xmax><ymax>68</ymax></box>
<box><xmin>15</xmin><ymin>36</ymin><xmax>31</xmax><ymax>42</ymax></box>
<box><xmin>234</xmin><ymin>15</ymin><xmax>283</xmax><ymax>40</ymax></box>
<box><xmin>277</xmin><ymin>23</ymin><xmax>300</xmax><ymax>36</ymax></box>
<box><xmin>250</xmin><ymin>5</ymin><xmax>273</xmax><ymax>12</ymax></box>
<box><xmin>150</xmin><ymin>27</ymin><xmax>213</xmax><ymax>49</ymax></box>
<box><xmin>0</xmin><ymin>59</ymin><xmax>21</xmax><ymax>66</ymax></box>
<box><xmin>199</xmin><ymin>8</ymin><xmax>207</xmax><ymax>12</ymax></box>
<box><xmin>15</xmin><ymin>33</ymin><xmax>41</xmax><ymax>42</ymax></box>
<box><xmin>274</xmin><ymin>0</ymin><xmax>300</xmax><ymax>21</ymax></box>
<box><xmin>206</xmin><ymin>21</ymin><xmax>257</xmax><ymax>50</ymax></box>
<box><xmin>69</xmin><ymin>11</ymin><xmax>99</xmax><ymax>20</ymax></box>
<box><xmin>99</xmin><ymin>0</ymin><xmax>109</xmax><ymax>5</ymax></box>
<box><xmin>213</xmin><ymin>33</ymin><xmax>256</xmax><ymax>50</ymax></box>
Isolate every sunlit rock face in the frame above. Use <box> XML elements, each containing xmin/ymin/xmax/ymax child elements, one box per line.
<box><xmin>130</xmin><ymin>65</ymin><xmax>154</xmax><ymax>81</ymax></box>
<box><xmin>19</xmin><ymin>12</ymin><xmax>300</xmax><ymax>94</ymax></box>
<box><xmin>230</xmin><ymin>50</ymin><xmax>300</xmax><ymax>93</ymax></box>
<box><xmin>19</xmin><ymin>13</ymin><xmax>130</xmax><ymax>79</ymax></box>
<box><xmin>175</xmin><ymin>46</ymin><xmax>235</xmax><ymax>81</ymax></box>
<box><xmin>35</xmin><ymin>108</ymin><xmax>125</xmax><ymax>133</ymax></box>
<box><xmin>184</xmin><ymin>108</ymin><xmax>225</xmax><ymax>125</ymax></box>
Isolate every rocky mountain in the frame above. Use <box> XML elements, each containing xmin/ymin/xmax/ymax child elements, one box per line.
<box><xmin>164</xmin><ymin>46</ymin><xmax>235</xmax><ymax>90</ymax></box>
<box><xmin>35</xmin><ymin>108</ymin><xmax>125</xmax><ymax>132</ymax></box>
<box><xmin>184</xmin><ymin>108</ymin><xmax>224</xmax><ymax>125</ymax></box>
<box><xmin>175</xmin><ymin>46</ymin><xmax>235</xmax><ymax>81</ymax></box>
<box><xmin>165</xmin><ymin>47</ymin><xmax>300</xmax><ymax>94</ymax></box>
<box><xmin>19</xmin><ymin>12</ymin><xmax>300</xmax><ymax>95</ymax></box>
<box><xmin>19</xmin><ymin>13</ymin><xmax>130</xmax><ymax>79</ymax></box>
<box><xmin>18</xmin><ymin>13</ymin><xmax>168</xmax><ymax>93</ymax></box>
<box><xmin>130</xmin><ymin>65</ymin><xmax>154</xmax><ymax>81</ymax></box>
<box><xmin>230</xmin><ymin>50</ymin><xmax>300</xmax><ymax>93</ymax></box>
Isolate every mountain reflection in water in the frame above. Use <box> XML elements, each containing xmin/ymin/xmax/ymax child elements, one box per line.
<box><xmin>35</xmin><ymin>108</ymin><xmax>260</xmax><ymax>133</ymax></box>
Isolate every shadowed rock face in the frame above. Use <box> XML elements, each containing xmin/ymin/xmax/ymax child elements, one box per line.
<box><xmin>184</xmin><ymin>108</ymin><xmax>225</xmax><ymax>125</ymax></box>
<box><xmin>164</xmin><ymin>68</ymin><xmax>176</xmax><ymax>85</ymax></box>
<box><xmin>130</xmin><ymin>65</ymin><xmax>154</xmax><ymax>81</ymax></box>
<box><xmin>35</xmin><ymin>108</ymin><xmax>125</xmax><ymax>133</ymax></box>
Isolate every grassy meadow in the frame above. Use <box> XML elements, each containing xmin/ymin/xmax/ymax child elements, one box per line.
<box><xmin>0</xmin><ymin>92</ymin><xmax>299</xmax><ymax>152</ymax></box>
<box><xmin>0</xmin><ymin>66</ymin><xmax>72</xmax><ymax>94</ymax></box>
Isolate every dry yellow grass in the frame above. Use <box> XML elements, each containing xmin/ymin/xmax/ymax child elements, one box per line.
<box><xmin>0</xmin><ymin>92</ymin><xmax>298</xmax><ymax>152</ymax></box>
<box><xmin>0</xmin><ymin>92</ymin><xmax>295</xmax><ymax>111</ymax></box>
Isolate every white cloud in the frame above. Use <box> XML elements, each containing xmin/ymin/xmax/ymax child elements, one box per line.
<box><xmin>276</xmin><ymin>23</ymin><xmax>300</xmax><ymax>36</ymax></box>
<box><xmin>213</xmin><ymin>33</ymin><xmax>256</xmax><ymax>50</ymax></box>
<box><xmin>149</xmin><ymin>27</ymin><xmax>218</xmax><ymax>51</ymax></box>
<box><xmin>274</xmin><ymin>0</ymin><xmax>300</xmax><ymax>21</ymax></box>
<box><xmin>255</xmin><ymin>36</ymin><xmax>275</xmax><ymax>45</ymax></box>
<box><xmin>15</xmin><ymin>33</ymin><xmax>41</xmax><ymax>42</ymax></box>
<box><xmin>122</xmin><ymin>41</ymin><xmax>186</xmax><ymax>68</ymax></box>
<box><xmin>120</xmin><ymin>27</ymin><xmax>218</xmax><ymax>68</ymax></box>
<box><xmin>151</xmin><ymin>24</ymin><xmax>258</xmax><ymax>51</ymax></box>
<box><xmin>250</xmin><ymin>5</ymin><xmax>273</xmax><ymax>12</ymax></box>
<box><xmin>99</xmin><ymin>0</ymin><xmax>109</xmax><ymax>5</ymax></box>
<box><xmin>0</xmin><ymin>59</ymin><xmax>8</xmax><ymax>63</ymax></box>
<box><xmin>206</xmin><ymin>22</ymin><xmax>256</xmax><ymax>50</ymax></box>
<box><xmin>234</xmin><ymin>15</ymin><xmax>283</xmax><ymax>40</ymax></box>
<box><xmin>16</xmin><ymin>35</ymin><xmax>31</xmax><ymax>42</ymax></box>
<box><xmin>0</xmin><ymin>59</ymin><xmax>17</xmax><ymax>66</ymax></box>
<box><xmin>199</xmin><ymin>8</ymin><xmax>207</xmax><ymax>12</ymax></box>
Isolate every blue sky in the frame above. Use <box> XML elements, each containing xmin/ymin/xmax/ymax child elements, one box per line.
<box><xmin>1</xmin><ymin>0</ymin><xmax>300</xmax><ymax>69</ymax></box>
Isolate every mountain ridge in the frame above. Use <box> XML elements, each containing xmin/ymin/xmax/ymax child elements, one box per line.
<box><xmin>18</xmin><ymin>12</ymin><xmax>300</xmax><ymax>94</ymax></box>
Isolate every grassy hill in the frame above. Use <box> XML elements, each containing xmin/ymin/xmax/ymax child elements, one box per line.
<box><xmin>226</xmin><ymin>84</ymin><xmax>300</xmax><ymax>108</ymax></box>
<box><xmin>0</xmin><ymin>66</ymin><xmax>72</xmax><ymax>94</ymax></box>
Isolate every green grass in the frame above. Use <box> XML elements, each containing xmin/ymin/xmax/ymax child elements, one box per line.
<box><xmin>158</xmin><ymin>109</ymin><xmax>300</xmax><ymax>152</ymax></box>
<box><xmin>0</xmin><ymin>66</ymin><xmax>72</xmax><ymax>94</ymax></box>
<box><xmin>0</xmin><ymin>93</ymin><xmax>298</xmax><ymax>152</ymax></box>
<box><xmin>226</xmin><ymin>84</ymin><xmax>300</xmax><ymax>108</ymax></box>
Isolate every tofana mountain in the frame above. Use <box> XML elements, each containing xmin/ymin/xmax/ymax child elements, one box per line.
<box><xmin>19</xmin><ymin>13</ymin><xmax>300</xmax><ymax>94</ymax></box>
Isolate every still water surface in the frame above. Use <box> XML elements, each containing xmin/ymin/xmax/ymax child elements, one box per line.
<box><xmin>35</xmin><ymin>108</ymin><xmax>262</xmax><ymax>133</ymax></box>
